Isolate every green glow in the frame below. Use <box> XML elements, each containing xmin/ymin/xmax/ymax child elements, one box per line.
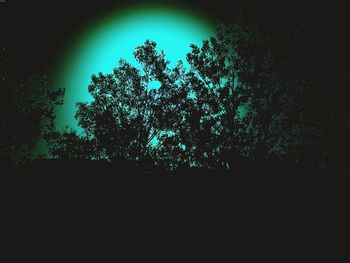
<box><xmin>53</xmin><ymin>4</ymin><xmax>215</xmax><ymax>131</ymax></box>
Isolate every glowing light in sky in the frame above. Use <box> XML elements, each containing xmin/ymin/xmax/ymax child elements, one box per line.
<box><xmin>53</xmin><ymin>4</ymin><xmax>215</xmax><ymax>131</ymax></box>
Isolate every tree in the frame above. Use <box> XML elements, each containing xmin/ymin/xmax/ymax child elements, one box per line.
<box><xmin>155</xmin><ymin>13</ymin><xmax>328</xmax><ymax>170</ymax></box>
<box><xmin>74</xmin><ymin>41</ymin><xmax>184</xmax><ymax>166</ymax></box>
<box><xmin>0</xmin><ymin>75</ymin><xmax>64</xmax><ymax>164</ymax></box>
<box><xmin>52</xmin><ymin>15</ymin><xmax>329</xmax><ymax>172</ymax></box>
<box><xmin>155</xmin><ymin>17</ymin><xmax>276</xmax><ymax>169</ymax></box>
<box><xmin>46</xmin><ymin>129</ymin><xmax>94</xmax><ymax>160</ymax></box>
<box><xmin>218</xmin><ymin>14</ymin><xmax>328</xmax><ymax>169</ymax></box>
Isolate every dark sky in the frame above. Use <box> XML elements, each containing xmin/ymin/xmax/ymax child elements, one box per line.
<box><xmin>1</xmin><ymin>0</ymin><xmax>349</xmax><ymax>81</ymax></box>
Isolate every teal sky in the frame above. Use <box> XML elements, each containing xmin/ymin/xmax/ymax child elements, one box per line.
<box><xmin>53</xmin><ymin>4</ymin><xmax>215</xmax><ymax>131</ymax></box>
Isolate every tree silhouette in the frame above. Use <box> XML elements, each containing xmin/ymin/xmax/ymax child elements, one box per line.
<box><xmin>0</xmin><ymin>75</ymin><xmax>64</xmax><ymax>164</ymax></box>
<box><xmin>154</xmin><ymin>17</ymin><xmax>290</xmax><ymax>169</ymax></box>
<box><xmin>47</xmin><ymin>15</ymin><xmax>332</xmax><ymax>173</ymax></box>
<box><xmin>46</xmin><ymin>129</ymin><xmax>94</xmax><ymax>160</ymax></box>
<box><xmin>73</xmin><ymin>41</ymin><xmax>183</xmax><ymax>167</ymax></box>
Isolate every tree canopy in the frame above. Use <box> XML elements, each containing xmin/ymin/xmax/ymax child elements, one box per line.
<box><xmin>46</xmin><ymin>16</ymin><xmax>330</xmax><ymax>172</ymax></box>
<box><xmin>2</xmin><ymin>14</ymin><xmax>337</xmax><ymax>174</ymax></box>
<box><xmin>0</xmin><ymin>75</ymin><xmax>64</xmax><ymax>164</ymax></box>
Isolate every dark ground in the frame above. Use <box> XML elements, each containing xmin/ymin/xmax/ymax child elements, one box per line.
<box><xmin>2</xmin><ymin>159</ymin><xmax>346</xmax><ymax>184</ymax></box>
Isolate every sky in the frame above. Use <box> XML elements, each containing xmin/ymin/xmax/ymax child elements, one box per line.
<box><xmin>52</xmin><ymin>3</ymin><xmax>218</xmax><ymax>130</ymax></box>
<box><xmin>2</xmin><ymin>0</ymin><xmax>349</xmax><ymax>130</ymax></box>
<box><xmin>3</xmin><ymin>0</ymin><xmax>345</xmax><ymax>78</ymax></box>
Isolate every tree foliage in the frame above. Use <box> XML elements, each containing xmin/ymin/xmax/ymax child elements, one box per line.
<box><xmin>47</xmin><ymin>15</ymin><xmax>329</xmax><ymax>172</ymax></box>
<box><xmin>0</xmin><ymin>75</ymin><xmax>64</xmax><ymax>164</ymax></box>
